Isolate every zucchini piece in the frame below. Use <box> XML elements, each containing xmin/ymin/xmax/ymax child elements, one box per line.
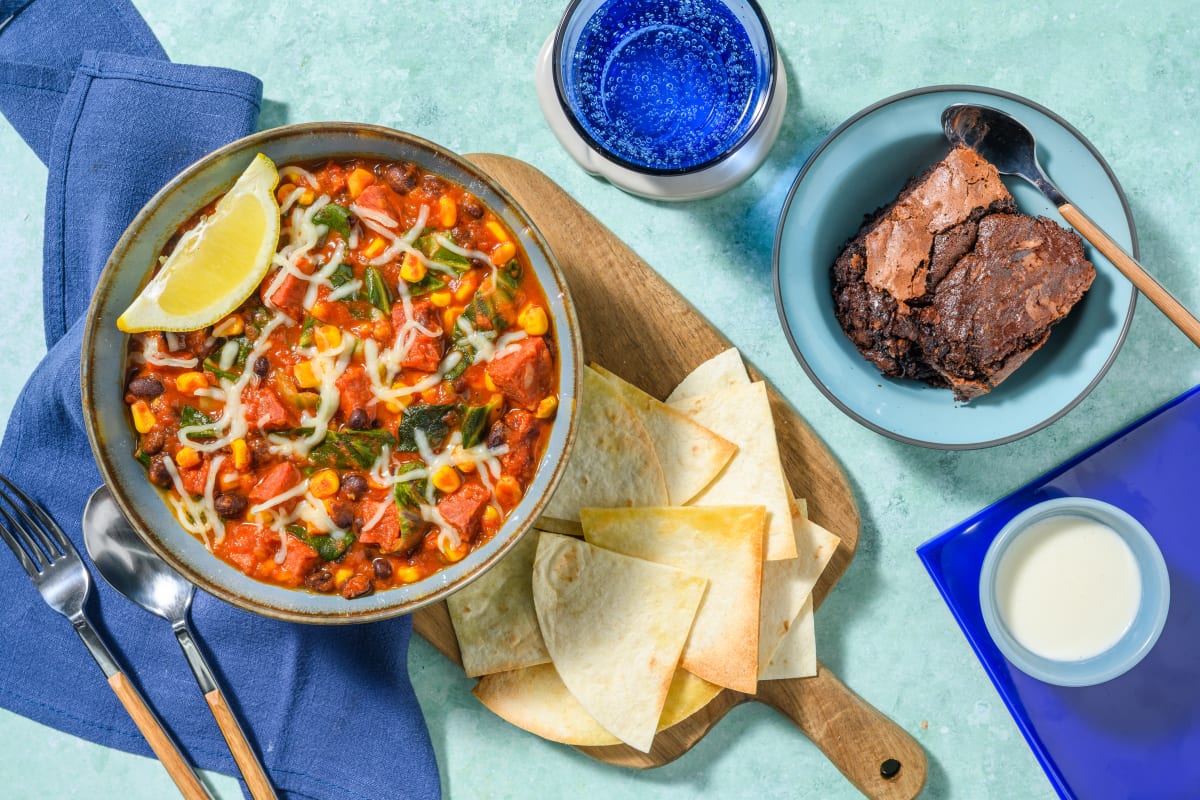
<box><xmin>179</xmin><ymin>406</ymin><xmax>217</xmax><ymax>440</ymax></box>
<box><xmin>461</xmin><ymin>397</ymin><xmax>500</xmax><ymax>449</ymax></box>
<box><xmin>313</xmin><ymin>203</ymin><xmax>352</xmax><ymax>239</ymax></box>
<box><xmin>396</xmin><ymin>403</ymin><xmax>460</xmax><ymax>451</ymax></box>
<box><xmin>364</xmin><ymin>265</ymin><xmax>392</xmax><ymax>314</ymax></box>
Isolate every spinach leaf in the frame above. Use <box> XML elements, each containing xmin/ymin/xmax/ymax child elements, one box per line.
<box><xmin>392</xmin><ymin>461</ymin><xmax>427</xmax><ymax>510</ymax></box>
<box><xmin>287</xmin><ymin>524</ymin><xmax>354</xmax><ymax>561</ymax></box>
<box><xmin>297</xmin><ymin>316</ymin><xmax>319</xmax><ymax>347</ymax></box>
<box><xmin>179</xmin><ymin>406</ymin><xmax>217</xmax><ymax>440</ymax></box>
<box><xmin>461</xmin><ymin>397</ymin><xmax>500</xmax><ymax>449</ymax></box>
<box><xmin>313</xmin><ymin>203</ymin><xmax>352</xmax><ymax>239</ymax></box>
<box><xmin>232</xmin><ymin>336</ymin><xmax>254</xmax><ymax>367</ymax></box>
<box><xmin>364</xmin><ymin>266</ymin><xmax>391</xmax><ymax>314</ymax></box>
<box><xmin>328</xmin><ymin>262</ymin><xmax>358</xmax><ymax>301</ymax></box>
<box><xmin>407</xmin><ymin>271</ymin><xmax>447</xmax><ymax>297</ymax></box>
<box><xmin>415</xmin><ymin>234</ymin><xmax>472</xmax><ymax>274</ymax></box>
<box><xmin>495</xmin><ymin>259</ymin><xmax>521</xmax><ymax>293</ymax></box>
<box><xmin>308</xmin><ymin>428</ymin><xmax>395</xmax><ymax>470</ymax></box>
<box><xmin>396</xmin><ymin>404</ymin><xmax>459</xmax><ymax>452</ymax></box>
<box><xmin>202</xmin><ymin>356</ymin><xmax>239</xmax><ymax>382</ymax></box>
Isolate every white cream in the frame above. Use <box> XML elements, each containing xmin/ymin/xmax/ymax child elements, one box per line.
<box><xmin>995</xmin><ymin>515</ymin><xmax>1141</xmax><ymax>661</ymax></box>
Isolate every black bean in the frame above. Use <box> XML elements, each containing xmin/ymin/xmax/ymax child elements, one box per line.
<box><xmin>340</xmin><ymin>574</ymin><xmax>374</xmax><ymax>599</ymax></box>
<box><xmin>147</xmin><ymin>455</ymin><xmax>172</xmax><ymax>488</ymax></box>
<box><xmin>305</xmin><ymin>568</ymin><xmax>335</xmax><ymax>593</ymax></box>
<box><xmin>331</xmin><ymin>503</ymin><xmax>355</xmax><ymax>530</ymax></box>
<box><xmin>421</xmin><ymin>174</ymin><xmax>446</xmax><ymax>193</ymax></box>
<box><xmin>384</xmin><ymin>162</ymin><xmax>419</xmax><ymax>194</ymax></box>
<box><xmin>372</xmin><ymin>557</ymin><xmax>393</xmax><ymax>580</ymax></box>
<box><xmin>342</xmin><ymin>474</ymin><xmax>368</xmax><ymax>501</ymax></box>
<box><xmin>253</xmin><ymin>356</ymin><xmax>270</xmax><ymax>378</ymax></box>
<box><xmin>213</xmin><ymin>493</ymin><xmax>248</xmax><ymax>519</ymax></box>
<box><xmin>140</xmin><ymin>428</ymin><xmax>167</xmax><ymax>456</ymax></box>
<box><xmin>487</xmin><ymin>421</ymin><xmax>505</xmax><ymax>449</ymax></box>
<box><xmin>462</xmin><ymin>197</ymin><xmax>484</xmax><ymax>219</ymax></box>
<box><xmin>347</xmin><ymin>408</ymin><xmax>369</xmax><ymax>430</ymax></box>
<box><xmin>128</xmin><ymin>376</ymin><xmax>164</xmax><ymax>398</ymax></box>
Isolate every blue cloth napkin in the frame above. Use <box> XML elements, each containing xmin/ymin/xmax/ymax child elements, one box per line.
<box><xmin>0</xmin><ymin>2</ymin><xmax>441</xmax><ymax>798</ymax></box>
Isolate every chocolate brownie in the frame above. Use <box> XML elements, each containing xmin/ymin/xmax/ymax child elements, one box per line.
<box><xmin>831</xmin><ymin>145</ymin><xmax>1095</xmax><ymax>401</ymax></box>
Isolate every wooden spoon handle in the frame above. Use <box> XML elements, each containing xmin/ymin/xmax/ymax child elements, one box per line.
<box><xmin>205</xmin><ymin>688</ymin><xmax>278</xmax><ymax>800</ymax></box>
<box><xmin>1059</xmin><ymin>203</ymin><xmax>1200</xmax><ymax>347</ymax></box>
<box><xmin>108</xmin><ymin>671</ymin><xmax>211</xmax><ymax>800</ymax></box>
<box><xmin>755</xmin><ymin>663</ymin><xmax>926</xmax><ymax>800</ymax></box>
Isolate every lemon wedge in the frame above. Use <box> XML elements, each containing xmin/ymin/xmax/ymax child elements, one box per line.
<box><xmin>118</xmin><ymin>153</ymin><xmax>281</xmax><ymax>333</ymax></box>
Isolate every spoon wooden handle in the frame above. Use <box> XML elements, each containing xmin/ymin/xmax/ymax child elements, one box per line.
<box><xmin>1059</xmin><ymin>203</ymin><xmax>1200</xmax><ymax>347</ymax></box>
<box><xmin>108</xmin><ymin>671</ymin><xmax>211</xmax><ymax>800</ymax></box>
<box><xmin>205</xmin><ymin>688</ymin><xmax>278</xmax><ymax>800</ymax></box>
<box><xmin>756</xmin><ymin>663</ymin><xmax>927</xmax><ymax>800</ymax></box>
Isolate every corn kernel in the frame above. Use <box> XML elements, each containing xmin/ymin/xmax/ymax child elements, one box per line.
<box><xmin>454</xmin><ymin>272</ymin><xmax>480</xmax><ymax>302</ymax></box>
<box><xmin>372</xmin><ymin>319</ymin><xmax>392</xmax><ymax>340</ymax></box>
<box><xmin>175</xmin><ymin>447</ymin><xmax>201</xmax><ymax>469</ymax></box>
<box><xmin>420</xmin><ymin>387</ymin><xmax>441</xmax><ymax>405</ymax></box>
<box><xmin>400</xmin><ymin>252</ymin><xmax>427</xmax><ymax>283</ymax></box>
<box><xmin>483</xmin><ymin>505</ymin><xmax>501</xmax><ymax>525</ymax></box>
<box><xmin>495</xmin><ymin>476</ymin><xmax>522</xmax><ymax>508</ymax></box>
<box><xmin>493</xmin><ymin>241</ymin><xmax>517</xmax><ymax>265</ymax></box>
<box><xmin>218</xmin><ymin>471</ymin><xmax>241</xmax><ymax>492</ymax></box>
<box><xmin>519</xmin><ymin>304</ymin><xmax>548</xmax><ymax>336</ymax></box>
<box><xmin>299</xmin><ymin>189</ymin><xmax>315</xmax><ymax>205</ymax></box>
<box><xmin>362</xmin><ymin>236</ymin><xmax>387</xmax><ymax>259</ymax></box>
<box><xmin>535</xmin><ymin>395</ymin><xmax>559</xmax><ymax>420</ymax></box>
<box><xmin>314</xmin><ymin>324</ymin><xmax>342</xmax><ymax>352</ymax></box>
<box><xmin>175</xmin><ymin>371</ymin><xmax>208</xmax><ymax>394</ymax></box>
<box><xmin>231</xmin><ymin>438</ymin><xmax>250</xmax><ymax>470</ymax></box>
<box><xmin>442</xmin><ymin>539</ymin><xmax>470</xmax><ymax>563</ymax></box>
<box><xmin>309</xmin><ymin>468</ymin><xmax>340</xmax><ymax>499</ymax></box>
<box><xmin>443</xmin><ymin>305</ymin><xmax>463</xmax><ymax>332</ymax></box>
<box><xmin>131</xmin><ymin>400</ymin><xmax>156</xmax><ymax>433</ymax></box>
<box><xmin>212</xmin><ymin>314</ymin><xmax>244</xmax><ymax>338</ymax></box>
<box><xmin>347</xmin><ymin>167</ymin><xmax>375</xmax><ymax>199</ymax></box>
<box><xmin>275</xmin><ymin>182</ymin><xmax>297</xmax><ymax>204</ymax></box>
<box><xmin>429</xmin><ymin>289</ymin><xmax>453</xmax><ymax>308</ymax></box>
<box><xmin>484</xmin><ymin>372</ymin><xmax>498</xmax><ymax>392</ymax></box>
<box><xmin>293</xmin><ymin>361</ymin><xmax>321</xmax><ymax>389</ymax></box>
<box><xmin>334</xmin><ymin>567</ymin><xmax>354</xmax><ymax>585</ymax></box>
<box><xmin>396</xmin><ymin>565</ymin><xmax>421</xmax><ymax>584</ymax></box>
<box><xmin>431</xmin><ymin>465</ymin><xmax>462</xmax><ymax>494</ymax></box>
<box><xmin>485</xmin><ymin>220</ymin><xmax>511</xmax><ymax>243</ymax></box>
<box><xmin>438</xmin><ymin>195</ymin><xmax>457</xmax><ymax>228</ymax></box>
<box><xmin>310</xmin><ymin>300</ymin><xmax>333</xmax><ymax>321</ymax></box>
<box><xmin>456</xmin><ymin>459</ymin><xmax>477</xmax><ymax>474</ymax></box>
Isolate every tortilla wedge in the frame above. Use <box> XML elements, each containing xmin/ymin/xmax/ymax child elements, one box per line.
<box><xmin>759</xmin><ymin>496</ymin><xmax>840</xmax><ymax>674</ymax></box>
<box><xmin>542</xmin><ymin>367</ymin><xmax>668</xmax><ymax>524</ymax></box>
<box><xmin>590</xmin><ymin>364</ymin><xmax>737</xmax><ymax>505</ymax></box>
<box><xmin>669</xmin><ymin>381</ymin><xmax>796</xmax><ymax>560</ymax></box>
<box><xmin>581</xmin><ymin>506</ymin><xmax>765</xmax><ymax>693</ymax></box>
<box><xmin>761</xmin><ymin>595</ymin><xmax>817</xmax><ymax>680</ymax></box>
<box><xmin>472</xmin><ymin>665</ymin><xmax>722</xmax><ymax>747</ymax></box>
<box><xmin>532</xmin><ymin>533</ymin><xmax>706</xmax><ymax>752</ymax></box>
<box><xmin>666</xmin><ymin>347</ymin><xmax>750</xmax><ymax>403</ymax></box>
<box><xmin>447</xmin><ymin>530</ymin><xmax>549</xmax><ymax>677</ymax></box>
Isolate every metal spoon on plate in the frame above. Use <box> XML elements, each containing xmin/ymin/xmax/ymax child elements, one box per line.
<box><xmin>82</xmin><ymin>486</ymin><xmax>278</xmax><ymax>800</ymax></box>
<box><xmin>942</xmin><ymin>103</ymin><xmax>1200</xmax><ymax>348</ymax></box>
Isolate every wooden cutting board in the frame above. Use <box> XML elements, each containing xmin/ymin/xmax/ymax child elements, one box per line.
<box><xmin>412</xmin><ymin>154</ymin><xmax>927</xmax><ymax>800</ymax></box>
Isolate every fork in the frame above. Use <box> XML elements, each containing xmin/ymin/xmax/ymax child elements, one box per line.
<box><xmin>0</xmin><ymin>474</ymin><xmax>212</xmax><ymax>800</ymax></box>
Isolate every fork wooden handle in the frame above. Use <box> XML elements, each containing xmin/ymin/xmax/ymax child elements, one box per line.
<box><xmin>205</xmin><ymin>688</ymin><xmax>277</xmax><ymax>800</ymax></box>
<box><xmin>109</xmin><ymin>672</ymin><xmax>210</xmax><ymax>800</ymax></box>
<box><xmin>1059</xmin><ymin>203</ymin><xmax>1200</xmax><ymax>348</ymax></box>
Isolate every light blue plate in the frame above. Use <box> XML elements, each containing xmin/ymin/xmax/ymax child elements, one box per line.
<box><xmin>773</xmin><ymin>86</ymin><xmax>1137</xmax><ymax>449</ymax></box>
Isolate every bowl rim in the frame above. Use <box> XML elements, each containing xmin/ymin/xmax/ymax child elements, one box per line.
<box><xmin>80</xmin><ymin>121</ymin><xmax>583</xmax><ymax>624</ymax></box>
<box><xmin>977</xmin><ymin>496</ymin><xmax>1171</xmax><ymax>687</ymax></box>
<box><xmin>771</xmin><ymin>84</ymin><xmax>1139</xmax><ymax>450</ymax></box>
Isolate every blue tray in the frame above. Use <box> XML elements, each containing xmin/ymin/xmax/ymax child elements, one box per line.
<box><xmin>918</xmin><ymin>385</ymin><xmax>1200</xmax><ymax>800</ymax></box>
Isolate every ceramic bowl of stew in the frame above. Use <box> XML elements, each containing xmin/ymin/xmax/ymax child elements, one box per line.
<box><xmin>82</xmin><ymin>122</ymin><xmax>581</xmax><ymax>623</ymax></box>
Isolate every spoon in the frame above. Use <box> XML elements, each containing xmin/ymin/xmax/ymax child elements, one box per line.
<box><xmin>942</xmin><ymin>103</ymin><xmax>1200</xmax><ymax>348</ymax></box>
<box><xmin>83</xmin><ymin>487</ymin><xmax>278</xmax><ymax>800</ymax></box>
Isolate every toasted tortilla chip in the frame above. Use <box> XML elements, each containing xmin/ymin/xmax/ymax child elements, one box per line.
<box><xmin>581</xmin><ymin>506</ymin><xmax>764</xmax><ymax>693</ymax></box>
<box><xmin>543</xmin><ymin>367</ymin><xmax>668</xmax><ymax>524</ymax></box>
<box><xmin>759</xmin><ymin>497</ymin><xmax>840</xmax><ymax>673</ymax></box>
<box><xmin>591</xmin><ymin>365</ymin><xmax>737</xmax><ymax>505</ymax></box>
<box><xmin>666</xmin><ymin>348</ymin><xmax>750</xmax><ymax>403</ymax></box>
<box><xmin>472</xmin><ymin>665</ymin><xmax>722</xmax><ymax>746</ymax></box>
<box><xmin>532</xmin><ymin>533</ymin><xmax>706</xmax><ymax>752</ymax></box>
<box><xmin>447</xmin><ymin>531</ymin><xmax>549</xmax><ymax>677</ymax></box>
<box><xmin>760</xmin><ymin>595</ymin><xmax>817</xmax><ymax>680</ymax></box>
<box><xmin>669</xmin><ymin>382</ymin><xmax>796</xmax><ymax>560</ymax></box>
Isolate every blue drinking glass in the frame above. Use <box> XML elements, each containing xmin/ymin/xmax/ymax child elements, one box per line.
<box><xmin>551</xmin><ymin>0</ymin><xmax>781</xmax><ymax>179</ymax></box>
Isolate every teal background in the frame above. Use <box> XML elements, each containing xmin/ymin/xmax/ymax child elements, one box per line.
<box><xmin>1</xmin><ymin>1</ymin><xmax>1196</xmax><ymax>797</ymax></box>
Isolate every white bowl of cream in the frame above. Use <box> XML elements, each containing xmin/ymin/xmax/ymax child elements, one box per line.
<box><xmin>979</xmin><ymin>497</ymin><xmax>1170</xmax><ymax>687</ymax></box>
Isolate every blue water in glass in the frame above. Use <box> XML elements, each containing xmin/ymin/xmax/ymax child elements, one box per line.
<box><xmin>560</xmin><ymin>0</ymin><xmax>770</xmax><ymax>173</ymax></box>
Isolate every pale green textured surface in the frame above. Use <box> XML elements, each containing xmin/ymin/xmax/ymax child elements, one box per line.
<box><xmin>0</xmin><ymin>0</ymin><xmax>1197</xmax><ymax>798</ymax></box>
